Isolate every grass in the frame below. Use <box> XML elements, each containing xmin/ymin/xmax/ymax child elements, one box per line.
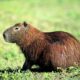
<box><xmin>0</xmin><ymin>0</ymin><xmax>80</xmax><ymax>80</ymax></box>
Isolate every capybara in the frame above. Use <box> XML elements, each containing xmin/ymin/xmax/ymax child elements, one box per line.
<box><xmin>3</xmin><ymin>22</ymin><xmax>80</xmax><ymax>71</ymax></box>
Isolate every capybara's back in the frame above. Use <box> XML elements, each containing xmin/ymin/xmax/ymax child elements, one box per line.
<box><xmin>3</xmin><ymin>22</ymin><xmax>80</xmax><ymax>71</ymax></box>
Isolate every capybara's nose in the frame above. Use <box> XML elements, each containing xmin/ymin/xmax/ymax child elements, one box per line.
<box><xmin>3</xmin><ymin>32</ymin><xmax>6</xmax><ymax>39</ymax></box>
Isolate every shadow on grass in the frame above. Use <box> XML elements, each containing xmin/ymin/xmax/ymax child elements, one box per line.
<box><xmin>0</xmin><ymin>67</ymin><xmax>58</xmax><ymax>73</ymax></box>
<box><xmin>30</xmin><ymin>68</ymin><xmax>56</xmax><ymax>72</ymax></box>
<box><xmin>0</xmin><ymin>68</ymin><xmax>20</xmax><ymax>73</ymax></box>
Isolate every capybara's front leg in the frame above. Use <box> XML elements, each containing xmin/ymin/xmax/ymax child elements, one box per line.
<box><xmin>21</xmin><ymin>59</ymin><xmax>32</xmax><ymax>71</ymax></box>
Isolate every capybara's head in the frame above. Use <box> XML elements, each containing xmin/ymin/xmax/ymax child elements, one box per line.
<box><xmin>3</xmin><ymin>22</ymin><xmax>28</xmax><ymax>43</ymax></box>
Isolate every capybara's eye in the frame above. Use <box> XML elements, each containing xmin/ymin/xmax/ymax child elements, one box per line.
<box><xmin>14</xmin><ymin>27</ymin><xmax>20</xmax><ymax>31</ymax></box>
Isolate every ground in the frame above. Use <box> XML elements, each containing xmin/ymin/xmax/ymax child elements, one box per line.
<box><xmin>0</xmin><ymin>0</ymin><xmax>80</xmax><ymax>80</ymax></box>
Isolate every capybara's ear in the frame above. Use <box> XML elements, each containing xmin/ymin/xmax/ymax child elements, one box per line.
<box><xmin>23</xmin><ymin>21</ymin><xmax>27</xmax><ymax>27</ymax></box>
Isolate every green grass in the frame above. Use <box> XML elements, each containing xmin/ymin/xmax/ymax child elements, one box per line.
<box><xmin>0</xmin><ymin>0</ymin><xmax>80</xmax><ymax>80</ymax></box>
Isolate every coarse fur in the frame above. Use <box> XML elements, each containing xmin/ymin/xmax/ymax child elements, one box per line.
<box><xmin>3</xmin><ymin>22</ymin><xmax>80</xmax><ymax>71</ymax></box>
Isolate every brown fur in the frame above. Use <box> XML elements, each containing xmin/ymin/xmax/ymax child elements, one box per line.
<box><xmin>3</xmin><ymin>22</ymin><xmax>80</xmax><ymax>71</ymax></box>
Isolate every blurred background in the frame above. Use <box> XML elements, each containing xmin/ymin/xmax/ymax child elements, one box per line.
<box><xmin>0</xmin><ymin>0</ymin><xmax>80</xmax><ymax>70</ymax></box>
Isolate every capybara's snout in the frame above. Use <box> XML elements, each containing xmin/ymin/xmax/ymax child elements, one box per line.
<box><xmin>3</xmin><ymin>30</ymin><xmax>10</xmax><ymax>42</ymax></box>
<box><xmin>3</xmin><ymin>30</ymin><xmax>7</xmax><ymax>40</ymax></box>
<box><xmin>3</xmin><ymin>32</ymin><xmax>6</xmax><ymax>39</ymax></box>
